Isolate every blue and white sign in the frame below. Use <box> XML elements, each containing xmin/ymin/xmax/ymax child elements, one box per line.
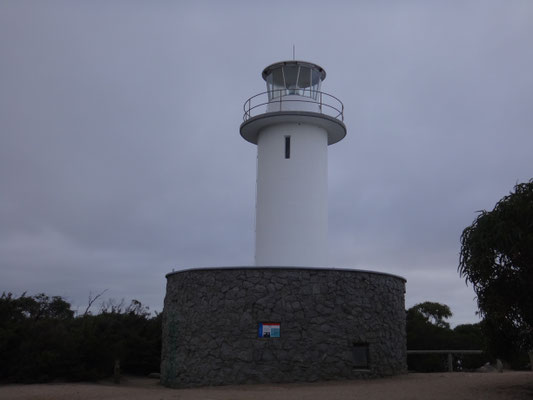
<box><xmin>258</xmin><ymin>322</ymin><xmax>280</xmax><ymax>338</ymax></box>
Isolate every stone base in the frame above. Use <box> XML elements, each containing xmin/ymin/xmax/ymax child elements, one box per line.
<box><xmin>161</xmin><ymin>267</ymin><xmax>407</xmax><ymax>388</ymax></box>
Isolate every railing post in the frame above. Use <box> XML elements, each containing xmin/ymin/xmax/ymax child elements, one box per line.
<box><xmin>447</xmin><ymin>353</ymin><xmax>453</xmax><ymax>372</ymax></box>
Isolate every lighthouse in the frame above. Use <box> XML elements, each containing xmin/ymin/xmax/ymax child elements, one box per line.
<box><xmin>161</xmin><ymin>60</ymin><xmax>408</xmax><ymax>388</ymax></box>
<box><xmin>240</xmin><ymin>60</ymin><xmax>346</xmax><ymax>266</ymax></box>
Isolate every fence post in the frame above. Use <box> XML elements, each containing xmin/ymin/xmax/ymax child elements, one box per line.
<box><xmin>447</xmin><ymin>353</ymin><xmax>453</xmax><ymax>372</ymax></box>
<box><xmin>114</xmin><ymin>358</ymin><xmax>121</xmax><ymax>383</ymax></box>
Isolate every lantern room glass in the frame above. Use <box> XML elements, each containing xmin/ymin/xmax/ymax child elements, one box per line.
<box><xmin>266</xmin><ymin>65</ymin><xmax>321</xmax><ymax>101</ymax></box>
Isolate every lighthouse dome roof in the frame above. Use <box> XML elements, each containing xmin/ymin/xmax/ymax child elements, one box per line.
<box><xmin>262</xmin><ymin>60</ymin><xmax>326</xmax><ymax>82</ymax></box>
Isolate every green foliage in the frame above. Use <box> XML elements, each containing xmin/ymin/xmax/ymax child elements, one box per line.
<box><xmin>459</xmin><ymin>179</ymin><xmax>533</xmax><ymax>365</ymax></box>
<box><xmin>0</xmin><ymin>292</ymin><xmax>161</xmax><ymax>383</ymax></box>
<box><xmin>406</xmin><ymin>302</ymin><xmax>454</xmax><ymax>371</ymax></box>
<box><xmin>410</xmin><ymin>301</ymin><xmax>453</xmax><ymax>329</ymax></box>
<box><xmin>406</xmin><ymin>302</ymin><xmax>486</xmax><ymax>372</ymax></box>
<box><xmin>451</xmin><ymin>324</ymin><xmax>486</xmax><ymax>370</ymax></box>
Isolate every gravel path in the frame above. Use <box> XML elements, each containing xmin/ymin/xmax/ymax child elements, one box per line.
<box><xmin>1</xmin><ymin>371</ymin><xmax>532</xmax><ymax>400</ymax></box>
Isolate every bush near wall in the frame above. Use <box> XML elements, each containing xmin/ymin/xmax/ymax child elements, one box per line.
<box><xmin>0</xmin><ymin>293</ymin><xmax>161</xmax><ymax>383</ymax></box>
<box><xmin>406</xmin><ymin>303</ymin><xmax>487</xmax><ymax>372</ymax></box>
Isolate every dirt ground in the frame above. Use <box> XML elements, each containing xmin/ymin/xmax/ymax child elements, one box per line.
<box><xmin>1</xmin><ymin>371</ymin><xmax>532</xmax><ymax>400</ymax></box>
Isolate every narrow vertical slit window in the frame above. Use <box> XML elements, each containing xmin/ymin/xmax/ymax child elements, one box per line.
<box><xmin>285</xmin><ymin>136</ymin><xmax>291</xmax><ymax>159</ymax></box>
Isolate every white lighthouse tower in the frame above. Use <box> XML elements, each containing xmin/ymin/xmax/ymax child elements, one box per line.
<box><xmin>240</xmin><ymin>60</ymin><xmax>346</xmax><ymax>266</ymax></box>
<box><xmin>162</xmin><ymin>61</ymin><xmax>407</xmax><ymax>387</ymax></box>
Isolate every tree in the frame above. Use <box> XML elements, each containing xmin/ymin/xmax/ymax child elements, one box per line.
<box><xmin>0</xmin><ymin>293</ymin><xmax>162</xmax><ymax>382</ymax></box>
<box><xmin>406</xmin><ymin>302</ymin><xmax>453</xmax><ymax>371</ymax></box>
<box><xmin>406</xmin><ymin>302</ymin><xmax>487</xmax><ymax>371</ymax></box>
<box><xmin>410</xmin><ymin>301</ymin><xmax>453</xmax><ymax>329</ymax></box>
<box><xmin>459</xmin><ymin>179</ymin><xmax>533</xmax><ymax>367</ymax></box>
<box><xmin>0</xmin><ymin>293</ymin><xmax>75</xmax><ymax>381</ymax></box>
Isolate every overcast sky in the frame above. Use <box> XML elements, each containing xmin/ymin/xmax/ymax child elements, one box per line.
<box><xmin>1</xmin><ymin>1</ymin><xmax>532</xmax><ymax>326</ymax></box>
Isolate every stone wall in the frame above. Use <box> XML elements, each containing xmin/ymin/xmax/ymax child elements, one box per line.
<box><xmin>161</xmin><ymin>267</ymin><xmax>406</xmax><ymax>387</ymax></box>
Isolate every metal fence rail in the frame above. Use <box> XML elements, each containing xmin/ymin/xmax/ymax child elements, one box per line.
<box><xmin>407</xmin><ymin>349</ymin><xmax>484</xmax><ymax>372</ymax></box>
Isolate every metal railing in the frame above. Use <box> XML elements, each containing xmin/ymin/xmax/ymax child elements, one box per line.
<box><xmin>407</xmin><ymin>350</ymin><xmax>484</xmax><ymax>372</ymax></box>
<box><xmin>243</xmin><ymin>89</ymin><xmax>344</xmax><ymax>122</ymax></box>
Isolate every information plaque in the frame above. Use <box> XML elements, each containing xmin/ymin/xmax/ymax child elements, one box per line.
<box><xmin>258</xmin><ymin>322</ymin><xmax>280</xmax><ymax>338</ymax></box>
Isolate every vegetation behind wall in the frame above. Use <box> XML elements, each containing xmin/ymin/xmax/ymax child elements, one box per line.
<box><xmin>0</xmin><ymin>292</ymin><xmax>161</xmax><ymax>383</ymax></box>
